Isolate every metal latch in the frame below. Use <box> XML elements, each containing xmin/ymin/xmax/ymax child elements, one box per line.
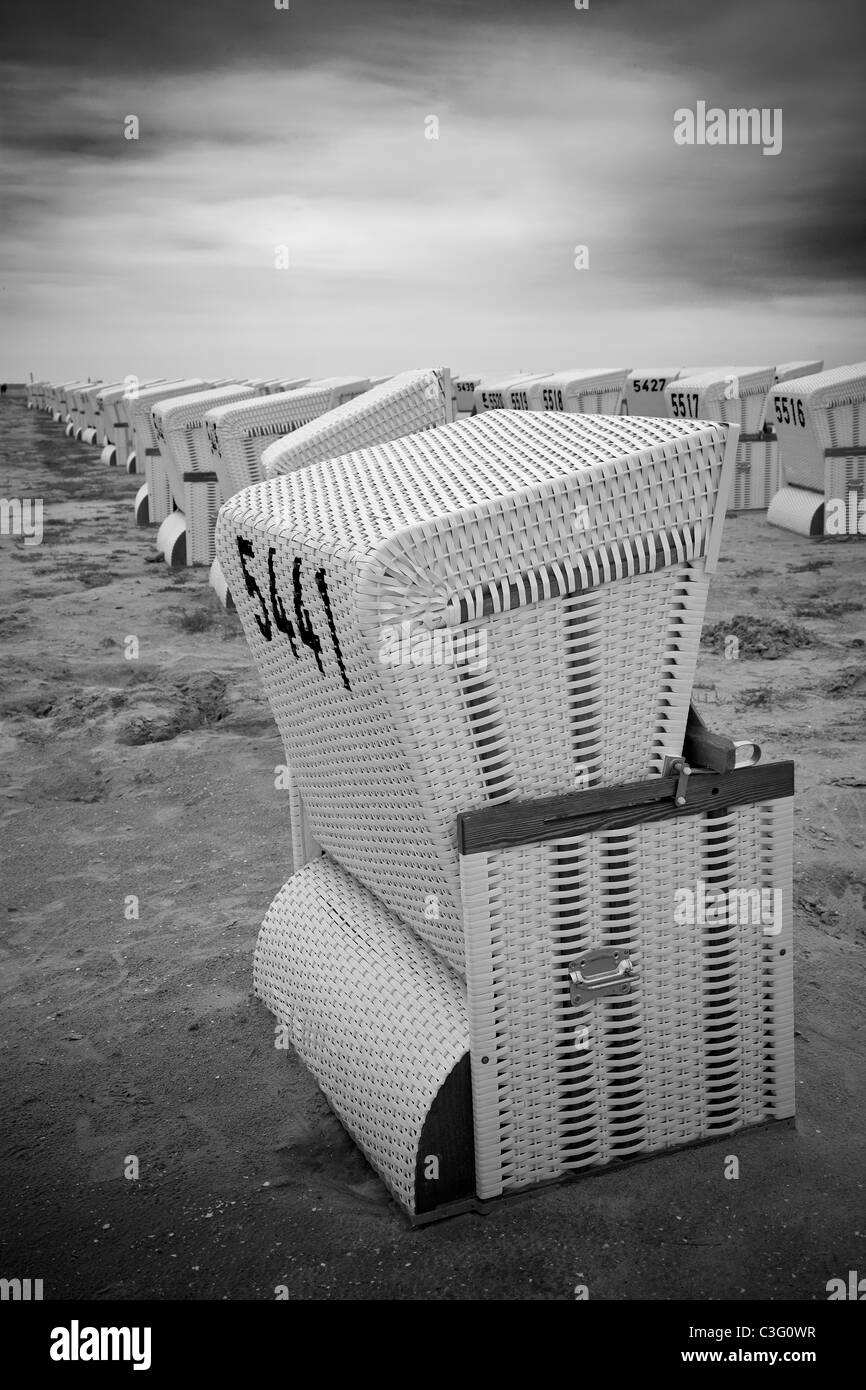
<box><xmin>664</xmin><ymin>756</ymin><xmax>692</xmax><ymax>806</ymax></box>
<box><xmin>568</xmin><ymin>949</ymin><xmax>635</xmax><ymax>1006</ymax></box>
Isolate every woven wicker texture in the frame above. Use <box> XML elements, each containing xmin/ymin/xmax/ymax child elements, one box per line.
<box><xmin>95</xmin><ymin>382</ymin><xmax>146</xmax><ymax>446</ymax></box>
<box><xmin>526</xmin><ymin>368</ymin><xmax>629</xmax><ymax>416</ymax></box>
<box><xmin>665</xmin><ymin>367</ymin><xmax>775</xmax><ymax>434</ymax></box>
<box><xmin>731</xmin><ymin>438</ymin><xmax>779</xmax><ymax>512</ymax></box>
<box><xmin>825</xmin><ymin>454</ymin><xmax>866</xmax><ymax>533</ymax></box>
<box><xmin>183</xmin><ymin>474</ymin><xmax>222</xmax><ymax>565</ymax></box>
<box><xmin>260</xmin><ymin>369</ymin><xmax>452</xmax><ymax>483</ymax></box>
<box><xmin>767</xmin><ymin>363</ymin><xmax>866</xmax><ymax>491</ymax></box>
<box><xmin>766</xmin><ymin>486</ymin><xmax>825</xmax><ymax>536</ymax></box>
<box><xmin>254</xmin><ymin>855</ymin><xmax>469</xmax><ymax>1216</ymax></box>
<box><xmin>462</xmin><ymin>797</ymin><xmax>795</xmax><ymax>1199</ymax></box>
<box><xmin>127</xmin><ymin>380</ymin><xmax>212</xmax><ymax>525</ymax></box>
<box><xmin>262</xmin><ymin>376</ymin><xmax>311</xmax><ymax>394</ymax></box>
<box><xmin>154</xmin><ymin>384</ymin><xmax>262</xmax><ymax>509</ymax></box>
<box><xmin>217</xmin><ymin>410</ymin><xmax>734</xmax><ymax>973</ymax></box>
<box><xmin>207</xmin><ymin>378</ymin><xmax>371</xmax><ymax>496</ymax></box>
<box><xmin>774</xmin><ymin>360</ymin><xmax>823</xmax><ymax>383</ymax></box>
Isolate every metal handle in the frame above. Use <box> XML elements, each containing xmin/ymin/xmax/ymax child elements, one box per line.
<box><xmin>733</xmin><ymin>740</ymin><xmax>761</xmax><ymax>768</ymax></box>
<box><xmin>569</xmin><ymin>949</ymin><xmax>635</xmax><ymax>1006</ymax></box>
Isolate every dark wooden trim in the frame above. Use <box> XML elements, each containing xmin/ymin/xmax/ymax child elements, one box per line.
<box><xmin>458</xmin><ymin>761</ymin><xmax>794</xmax><ymax>855</ymax></box>
<box><xmin>684</xmin><ymin>703</ymin><xmax>738</xmax><ymax>773</ymax></box>
<box><xmin>740</xmin><ymin>431</ymin><xmax>777</xmax><ymax>443</ymax></box>
<box><xmin>183</xmin><ymin>471</ymin><xmax>218</xmax><ymax>483</ymax></box>
<box><xmin>414</xmin><ymin>1053</ymin><xmax>475</xmax><ymax>1215</ymax></box>
<box><xmin>825</xmin><ymin>445</ymin><xmax>866</xmax><ymax>457</ymax></box>
<box><xmin>144</xmin><ymin>447</ymin><xmax>161</xmax><ymax>456</ymax></box>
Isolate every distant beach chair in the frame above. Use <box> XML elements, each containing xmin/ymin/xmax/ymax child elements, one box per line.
<box><xmin>526</xmin><ymin>367</ymin><xmax>630</xmax><ymax>416</ymax></box>
<box><xmin>767</xmin><ymin>363</ymin><xmax>866</xmax><ymax>537</ymax></box>
<box><xmin>151</xmin><ymin>383</ymin><xmax>273</xmax><ymax>566</ymax></box>
<box><xmin>259</xmin><ymin>370</ymin><xmax>450</xmax><ymax>481</ymax></box>
<box><xmin>78</xmin><ymin>381</ymin><xmax>126</xmax><ymax>445</ymax></box>
<box><xmin>56</xmin><ymin>380</ymin><xmax>93</xmax><ymax>434</ymax></box>
<box><xmin>664</xmin><ymin>366</ymin><xmax>778</xmax><ymax>512</ymax></box>
<box><xmin>213</xmin><ymin>376</ymin><xmax>373</xmax><ymax>484</ymax></box>
<box><xmin>216</xmin><ymin>408</ymin><xmax>794</xmax><ymax>1220</ymax></box>
<box><xmin>200</xmin><ymin>378</ymin><xmax>370</xmax><ymax>598</ymax></box>
<box><xmin>451</xmin><ymin>374</ymin><xmax>488</xmax><ymax>415</ymax></box>
<box><xmin>150</xmin><ymin>381</ymin><xmax>314</xmax><ymax>568</ymax></box>
<box><xmin>126</xmin><ymin>380</ymin><xmax>214</xmax><ymax>526</ymax></box>
<box><xmin>67</xmin><ymin>382</ymin><xmax>105</xmax><ymax>441</ymax></box>
<box><xmin>774</xmin><ymin>360</ymin><xmax>824</xmax><ymax>384</ymax></box>
<box><xmin>94</xmin><ymin>380</ymin><xmax>164</xmax><ymax>467</ymax></box>
<box><xmin>471</xmin><ymin>372</ymin><xmax>550</xmax><ymax>413</ymax></box>
<box><xmin>149</xmin><ymin>378</ymin><xmax>308</xmax><ymax>566</ymax></box>
<box><xmin>52</xmin><ymin>379</ymin><xmax>87</xmax><ymax>423</ymax></box>
<box><xmin>623</xmin><ymin>367</ymin><xmax>688</xmax><ymax>418</ymax></box>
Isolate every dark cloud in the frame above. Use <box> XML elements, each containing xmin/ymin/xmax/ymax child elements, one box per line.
<box><xmin>1</xmin><ymin>0</ymin><xmax>863</xmax><ymax>380</ymax></box>
<box><xmin>4</xmin><ymin>0</ymin><xmax>863</xmax><ymax>89</ymax></box>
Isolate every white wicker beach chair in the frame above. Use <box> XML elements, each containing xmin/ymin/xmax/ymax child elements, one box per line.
<box><xmin>127</xmin><ymin>380</ymin><xmax>212</xmax><ymax>526</ymax></box>
<box><xmin>61</xmin><ymin>381</ymin><xmax>96</xmax><ymax>436</ymax></box>
<box><xmin>767</xmin><ymin>363</ymin><xmax>866</xmax><ymax>537</ymax></box>
<box><xmin>94</xmin><ymin>383</ymin><xmax>129</xmax><ymax>458</ymax></box>
<box><xmin>49</xmin><ymin>380</ymin><xmax>77</xmax><ymax>422</ymax></box>
<box><xmin>218</xmin><ymin>409</ymin><xmax>739</xmax><ymax>969</ymax></box>
<box><xmin>207</xmin><ymin>377</ymin><xmax>371</xmax><ymax>498</ymax></box>
<box><xmin>216</xmin><ymin>409</ymin><xmax>794</xmax><ymax>1220</ymax></box>
<box><xmin>153</xmin><ymin>383</ymin><xmax>271</xmax><ymax>566</ymax></box>
<box><xmin>58</xmin><ymin>381</ymin><xmax>82</xmax><ymax>433</ymax></box>
<box><xmin>72</xmin><ymin>382</ymin><xmax>106</xmax><ymax>440</ymax></box>
<box><xmin>77</xmin><ymin>380</ymin><xmax>125</xmax><ymax>445</ymax></box>
<box><xmin>501</xmin><ymin>374</ymin><xmax>555</xmax><ymax>409</ymax></box>
<box><xmin>260</xmin><ymin>369</ymin><xmax>453</xmax><ymax>482</ymax></box>
<box><xmin>452</xmin><ymin>375</ymin><xmax>487</xmax><ymax>415</ymax></box>
<box><xmin>54</xmin><ymin>379</ymin><xmax>87</xmax><ymax>424</ymax></box>
<box><xmin>774</xmin><ymin>360</ymin><xmax>824</xmax><ymax>384</ymax></box>
<box><xmin>665</xmin><ymin>367</ymin><xmax>778</xmax><ymax>513</ymax></box>
<box><xmin>664</xmin><ymin>366</ymin><xmax>775</xmax><ymax>432</ymax></box>
<box><xmin>527</xmin><ymin>368</ymin><xmax>630</xmax><ymax>416</ymax></box>
<box><xmin>95</xmin><ymin>380</ymin><xmax>163</xmax><ymax>467</ymax></box>
<box><xmin>624</xmin><ymin>368</ymin><xmax>687</xmax><ymax>418</ymax></box>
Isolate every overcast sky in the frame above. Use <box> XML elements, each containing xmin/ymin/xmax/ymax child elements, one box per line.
<box><xmin>1</xmin><ymin>0</ymin><xmax>864</xmax><ymax>382</ymax></box>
